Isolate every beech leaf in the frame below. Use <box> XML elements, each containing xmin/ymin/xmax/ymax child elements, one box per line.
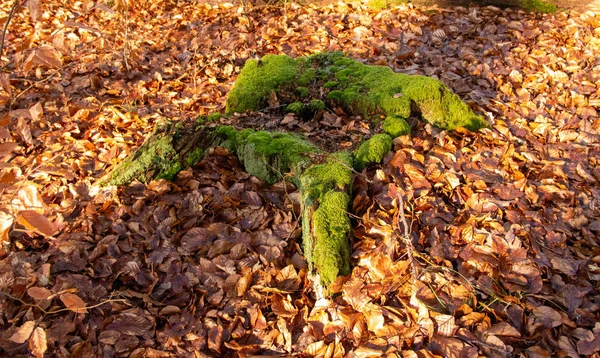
<box><xmin>18</xmin><ymin>210</ymin><xmax>55</xmax><ymax>236</ymax></box>
<box><xmin>59</xmin><ymin>292</ymin><xmax>87</xmax><ymax>314</ymax></box>
<box><xmin>10</xmin><ymin>321</ymin><xmax>36</xmax><ymax>344</ymax></box>
<box><xmin>29</xmin><ymin>327</ymin><xmax>47</xmax><ymax>358</ymax></box>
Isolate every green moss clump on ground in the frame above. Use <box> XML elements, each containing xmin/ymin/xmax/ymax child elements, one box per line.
<box><xmin>321</xmin><ymin>53</ymin><xmax>486</xmax><ymax>131</ymax></box>
<box><xmin>383</xmin><ymin>116</ymin><xmax>411</xmax><ymax>137</ymax></box>
<box><xmin>309</xmin><ymin>99</ymin><xmax>325</xmax><ymax>111</ymax></box>
<box><xmin>186</xmin><ymin>147</ymin><xmax>205</xmax><ymax>167</ymax></box>
<box><xmin>354</xmin><ymin>133</ymin><xmax>393</xmax><ymax>171</ymax></box>
<box><xmin>207</xmin><ymin>112</ymin><xmax>221</xmax><ymax>122</ymax></box>
<box><xmin>226</xmin><ymin>55</ymin><xmax>299</xmax><ymax>114</ymax></box>
<box><xmin>522</xmin><ymin>0</ymin><xmax>557</xmax><ymax>13</ymax></box>
<box><xmin>227</xmin><ymin>52</ymin><xmax>487</xmax><ymax>132</ymax></box>
<box><xmin>300</xmin><ymin>152</ymin><xmax>353</xmax><ymax>287</ymax></box>
<box><xmin>296</xmin><ymin>87</ymin><xmax>309</xmax><ymax>97</ymax></box>
<box><xmin>286</xmin><ymin>102</ymin><xmax>303</xmax><ymax>114</ymax></box>
<box><xmin>367</xmin><ymin>0</ymin><xmax>408</xmax><ymax>9</ymax></box>
<box><xmin>285</xmin><ymin>100</ymin><xmax>326</xmax><ymax>120</ymax></box>
<box><xmin>215</xmin><ymin>126</ymin><xmax>318</xmax><ymax>185</ymax></box>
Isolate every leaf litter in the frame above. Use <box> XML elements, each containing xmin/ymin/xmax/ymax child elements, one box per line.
<box><xmin>0</xmin><ymin>0</ymin><xmax>599</xmax><ymax>356</ymax></box>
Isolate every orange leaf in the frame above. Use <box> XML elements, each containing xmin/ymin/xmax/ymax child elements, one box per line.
<box><xmin>18</xmin><ymin>210</ymin><xmax>55</xmax><ymax>236</ymax></box>
<box><xmin>10</xmin><ymin>320</ymin><xmax>35</xmax><ymax>343</ymax></box>
<box><xmin>26</xmin><ymin>0</ymin><xmax>42</xmax><ymax>22</ymax></box>
<box><xmin>29</xmin><ymin>327</ymin><xmax>47</xmax><ymax>358</ymax></box>
<box><xmin>59</xmin><ymin>292</ymin><xmax>87</xmax><ymax>314</ymax></box>
<box><xmin>27</xmin><ymin>287</ymin><xmax>52</xmax><ymax>301</ymax></box>
<box><xmin>0</xmin><ymin>142</ymin><xmax>17</xmax><ymax>156</ymax></box>
<box><xmin>33</xmin><ymin>45</ymin><xmax>62</xmax><ymax>69</ymax></box>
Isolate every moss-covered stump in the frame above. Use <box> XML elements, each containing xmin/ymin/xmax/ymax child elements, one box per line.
<box><xmin>106</xmin><ymin>121</ymin><xmax>359</xmax><ymax>288</ymax></box>
<box><xmin>107</xmin><ymin>118</ymin><xmax>225</xmax><ymax>186</ymax></box>
<box><xmin>108</xmin><ymin>51</ymin><xmax>489</xmax><ymax>290</ymax></box>
<box><xmin>226</xmin><ymin>52</ymin><xmax>488</xmax><ymax>132</ymax></box>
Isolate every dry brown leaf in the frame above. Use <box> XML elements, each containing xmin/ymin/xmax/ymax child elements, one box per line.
<box><xmin>27</xmin><ymin>287</ymin><xmax>52</xmax><ymax>301</ymax></box>
<box><xmin>29</xmin><ymin>327</ymin><xmax>47</xmax><ymax>358</ymax></box>
<box><xmin>271</xmin><ymin>294</ymin><xmax>298</xmax><ymax>318</ymax></box>
<box><xmin>18</xmin><ymin>210</ymin><xmax>55</xmax><ymax>236</ymax></box>
<box><xmin>59</xmin><ymin>292</ymin><xmax>87</xmax><ymax>314</ymax></box>
<box><xmin>0</xmin><ymin>142</ymin><xmax>18</xmax><ymax>156</ymax></box>
<box><xmin>532</xmin><ymin>306</ymin><xmax>562</xmax><ymax>328</ymax></box>
<box><xmin>10</xmin><ymin>320</ymin><xmax>36</xmax><ymax>344</ymax></box>
<box><xmin>26</xmin><ymin>0</ymin><xmax>42</xmax><ymax>22</ymax></box>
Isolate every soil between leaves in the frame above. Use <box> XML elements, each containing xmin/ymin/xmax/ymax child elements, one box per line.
<box><xmin>1</xmin><ymin>1</ymin><xmax>600</xmax><ymax>357</ymax></box>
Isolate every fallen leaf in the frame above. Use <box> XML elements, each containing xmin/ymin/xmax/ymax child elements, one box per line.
<box><xmin>59</xmin><ymin>292</ymin><xmax>87</xmax><ymax>314</ymax></box>
<box><xmin>29</xmin><ymin>327</ymin><xmax>47</xmax><ymax>358</ymax></box>
<box><xmin>10</xmin><ymin>321</ymin><xmax>36</xmax><ymax>344</ymax></box>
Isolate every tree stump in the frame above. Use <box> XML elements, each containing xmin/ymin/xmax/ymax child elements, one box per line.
<box><xmin>105</xmin><ymin>52</ymin><xmax>486</xmax><ymax>289</ymax></box>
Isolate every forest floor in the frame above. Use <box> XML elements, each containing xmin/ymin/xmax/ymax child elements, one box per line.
<box><xmin>0</xmin><ymin>0</ymin><xmax>599</xmax><ymax>357</ymax></box>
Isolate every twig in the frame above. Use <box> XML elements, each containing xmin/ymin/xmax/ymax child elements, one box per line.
<box><xmin>0</xmin><ymin>290</ymin><xmax>129</xmax><ymax>315</ymax></box>
<box><xmin>0</xmin><ymin>0</ymin><xmax>27</xmax><ymax>71</ymax></box>
<box><xmin>396</xmin><ymin>187</ymin><xmax>418</xmax><ymax>281</ymax></box>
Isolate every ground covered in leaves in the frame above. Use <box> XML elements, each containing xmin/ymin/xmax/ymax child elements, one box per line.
<box><xmin>1</xmin><ymin>0</ymin><xmax>600</xmax><ymax>357</ymax></box>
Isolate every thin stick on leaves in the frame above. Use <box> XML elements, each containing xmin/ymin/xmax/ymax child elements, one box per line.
<box><xmin>0</xmin><ymin>0</ymin><xmax>27</xmax><ymax>71</ymax></box>
<box><xmin>395</xmin><ymin>186</ymin><xmax>418</xmax><ymax>282</ymax></box>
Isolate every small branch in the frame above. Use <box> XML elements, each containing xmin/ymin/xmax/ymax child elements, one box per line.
<box><xmin>396</xmin><ymin>187</ymin><xmax>418</xmax><ymax>281</ymax></box>
<box><xmin>0</xmin><ymin>0</ymin><xmax>27</xmax><ymax>71</ymax></box>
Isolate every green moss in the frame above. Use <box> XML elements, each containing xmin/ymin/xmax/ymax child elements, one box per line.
<box><xmin>207</xmin><ymin>112</ymin><xmax>221</xmax><ymax>122</ymax></box>
<box><xmin>296</xmin><ymin>87</ymin><xmax>309</xmax><ymax>97</ymax></box>
<box><xmin>325</xmin><ymin>59</ymin><xmax>487</xmax><ymax>131</ymax></box>
<box><xmin>227</xmin><ymin>52</ymin><xmax>486</xmax><ymax>132</ymax></box>
<box><xmin>285</xmin><ymin>100</ymin><xmax>326</xmax><ymax>119</ymax></box>
<box><xmin>383</xmin><ymin>116</ymin><xmax>411</xmax><ymax>137</ymax></box>
<box><xmin>298</xmin><ymin>68</ymin><xmax>317</xmax><ymax>86</ymax></box>
<box><xmin>353</xmin><ymin>133</ymin><xmax>393</xmax><ymax>171</ymax></box>
<box><xmin>215</xmin><ymin>127</ymin><xmax>319</xmax><ymax>185</ymax></box>
<box><xmin>309</xmin><ymin>99</ymin><xmax>325</xmax><ymax>111</ymax></box>
<box><xmin>156</xmin><ymin>161</ymin><xmax>181</xmax><ymax>180</ymax></box>
<box><xmin>109</xmin><ymin>129</ymin><xmax>181</xmax><ymax>185</ymax></box>
<box><xmin>312</xmin><ymin>191</ymin><xmax>351</xmax><ymax>287</ymax></box>
<box><xmin>301</xmin><ymin>152</ymin><xmax>353</xmax><ymax>202</ymax></box>
<box><xmin>300</xmin><ymin>152</ymin><xmax>353</xmax><ymax>287</ymax></box>
<box><xmin>286</xmin><ymin>102</ymin><xmax>303</xmax><ymax>114</ymax></box>
<box><xmin>522</xmin><ymin>0</ymin><xmax>557</xmax><ymax>13</ymax></box>
<box><xmin>226</xmin><ymin>55</ymin><xmax>299</xmax><ymax>114</ymax></box>
<box><xmin>367</xmin><ymin>0</ymin><xmax>408</xmax><ymax>9</ymax></box>
<box><xmin>186</xmin><ymin>147</ymin><xmax>205</xmax><ymax>167</ymax></box>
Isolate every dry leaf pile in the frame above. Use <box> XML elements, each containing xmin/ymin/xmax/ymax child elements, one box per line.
<box><xmin>0</xmin><ymin>0</ymin><xmax>599</xmax><ymax>356</ymax></box>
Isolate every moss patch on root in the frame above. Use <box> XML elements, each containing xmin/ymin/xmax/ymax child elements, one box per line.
<box><xmin>227</xmin><ymin>52</ymin><xmax>487</xmax><ymax>132</ymax></box>
<box><xmin>353</xmin><ymin>133</ymin><xmax>393</xmax><ymax>171</ymax></box>
<box><xmin>216</xmin><ymin>126</ymin><xmax>318</xmax><ymax>185</ymax></box>
<box><xmin>300</xmin><ymin>152</ymin><xmax>353</xmax><ymax>287</ymax></box>
<box><xmin>108</xmin><ymin>122</ymin><xmax>183</xmax><ymax>185</ymax></box>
